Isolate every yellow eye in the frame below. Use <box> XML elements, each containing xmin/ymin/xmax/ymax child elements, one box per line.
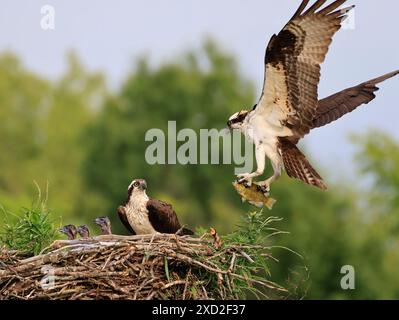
<box><xmin>133</xmin><ymin>181</ymin><xmax>140</xmax><ymax>187</ymax></box>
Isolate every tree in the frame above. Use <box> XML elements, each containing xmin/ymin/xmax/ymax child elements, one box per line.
<box><xmin>0</xmin><ymin>53</ymin><xmax>50</xmax><ymax>206</ymax></box>
<box><xmin>0</xmin><ymin>52</ymin><xmax>106</xmax><ymax>223</ymax></box>
<box><xmin>83</xmin><ymin>40</ymin><xmax>255</xmax><ymax>233</ymax></box>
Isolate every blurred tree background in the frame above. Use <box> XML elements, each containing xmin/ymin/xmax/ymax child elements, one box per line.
<box><xmin>0</xmin><ymin>41</ymin><xmax>398</xmax><ymax>299</ymax></box>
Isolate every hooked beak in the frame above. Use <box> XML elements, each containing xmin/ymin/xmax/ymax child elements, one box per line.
<box><xmin>139</xmin><ymin>180</ymin><xmax>147</xmax><ymax>190</ymax></box>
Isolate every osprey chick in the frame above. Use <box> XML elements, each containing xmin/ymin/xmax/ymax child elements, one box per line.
<box><xmin>227</xmin><ymin>0</ymin><xmax>398</xmax><ymax>191</ymax></box>
<box><xmin>59</xmin><ymin>225</ymin><xmax>77</xmax><ymax>240</ymax></box>
<box><xmin>77</xmin><ymin>225</ymin><xmax>90</xmax><ymax>239</ymax></box>
<box><xmin>117</xmin><ymin>179</ymin><xmax>193</xmax><ymax>235</ymax></box>
<box><xmin>94</xmin><ymin>216</ymin><xmax>112</xmax><ymax>235</ymax></box>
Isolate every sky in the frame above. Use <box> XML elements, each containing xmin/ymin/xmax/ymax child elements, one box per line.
<box><xmin>0</xmin><ymin>0</ymin><xmax>398</xmax><ymax>181</ymax></box>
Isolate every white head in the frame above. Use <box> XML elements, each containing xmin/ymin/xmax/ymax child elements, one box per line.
<box><xmin>227</xmin><ymin>110</ymin><xmax>250</xmax><ymax>130</ymax></box>
<box><xmin>128</xmin><ymin>178</ymin><xmax>147</xmax><ymax>195</ymax></box>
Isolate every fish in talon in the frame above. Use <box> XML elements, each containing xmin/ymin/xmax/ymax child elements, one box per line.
<box><xmin>233</xmin><ymin>181</ymin><xmax>276</xmax><ymax>210</ymax></box>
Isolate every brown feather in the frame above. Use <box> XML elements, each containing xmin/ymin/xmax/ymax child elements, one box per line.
<box><xmin>327</xmin><ymin>5</ymin><xmax>355</xmax><ymax>19</ymax></box>
<box><xmin>304</xmin><ymin>0</ymin><xmax>328</xmax><ymax>14</ymax></box>
<box><xmin>313</xmin><ymin>70</ymin><xmax>399</xmax><ymax>128</ymax></box>
<box><xmin>290</xmin><ymin>0</ymin><xmax>311</xmax><ymax>20</ymax></box>
<box><xmin>117</xmin><ymin>206</ymin><xmax>136</xmax><ymax>235</ymax></box>
<box><xmin>318</xmin><ymin>0</ymin><xmax>349</xmax><ymax>15</ymax></box>
<box><xmin>257</xmin><ymin>0</ymin><xmax>354</xmax><ymax>140</ymax></box>
<box><xmin>278</xmin><ymin>138</ymin><xmax>327</xmax><ymax>190</ymax></box>
<box><xmin>146</xmin><ymin>199</ymin><xmax>182</xmax><ymax>234</ymax></box>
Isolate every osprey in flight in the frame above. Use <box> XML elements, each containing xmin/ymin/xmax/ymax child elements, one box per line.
<box><xmin>117</xmin><ymin>179</ymin><xmax>193</xmax><ymax>235</ymax></box>
<box><xmin>227</xmin><ymin>0</ymin><xmax>398</xmax><ymax>191</ymax></box>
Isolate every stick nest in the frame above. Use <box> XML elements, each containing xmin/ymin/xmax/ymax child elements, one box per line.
<box><xmin>0</xmin><ymin>232</ymin><xmax>287</xmax><ymax>300</ymax></box>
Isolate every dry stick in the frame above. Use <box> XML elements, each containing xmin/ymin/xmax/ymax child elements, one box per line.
<box><xmin>133</xmin><ymin>278</ymin><xmax>156</xmax><ymax>300</ymax></box>
<box><xmin>173</xmin><ymin>252</ymin><xmax>286</xmax><ymax>292</ymax></box>
<box><xmin>182</xmin><ymin>269</ymin><xmax>191</xmax><ymax>300</ymax></box>
<box><xmin>146</xmin><ymin>291</ymin><xmax>157</xmax><ymax>300</ymax></box>
<box><xmin>101</xmin><ymin>250</ymin><xmax>115</xmax><ymax>270</ymax></box>
<box><xmin>1</xmin><ymin>234</ymin><xmax>286</xmax><ymax>300</ymax></box>
<box><xmin>201</xmin><ymin>285</ymin><xmax>209</xmax><ymax>300</ymax></box>
<box><xmin>75</xmin><ymin>259</ymin><xmax>98</xmax><ymax>272</ymax></box>
<box><xmin>237</xmin><ymin>249</ymin><xmax>255</xmax><ymax>263</ymax></box>
<box><xmin>260</xmin><ymin>253</ymin><xmax>279</xmax><ymax>263</ymax></box>
<box><xmin>228</xmin><ymin>252</ymin><xmax>237</xmax><ymax>273</ymax></box>
<box><xmin>161</xmin><ymin>280</ymin><xmax>187</xmax><ymax>290</ymax></box>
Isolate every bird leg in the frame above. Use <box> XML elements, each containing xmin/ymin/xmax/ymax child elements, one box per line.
<box><xmin>257</xmin><ymin>156</ymin><xmax>282</xmax><ymax>194</ymax></box>
<box><xmin>236</xmin><ymin>145</ymin><xmax>265</xmax><ymax>186</ymax></box>
<box><xmin>237</xmin><ymin>172</ymin><xmax>261</xmax><ymax>186</ymax></box>
<box><xmin>256</xmin><ymin>177</ymin><xmax>273</xmax><ymax>194</ymax></box>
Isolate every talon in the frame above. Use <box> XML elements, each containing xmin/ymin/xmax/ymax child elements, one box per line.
<box><xmin>255</xmin><ymin>182</ymin><xmax>270</xmax><ymax>195</ymax></box>
<box><xmin>236</xmin><ymin>173</ymin><xmax>253</xmax><ymax>187</ymax></box>
<box><xmin>260</xmin><ymin>185</ymin><xmax>270</xmax><ymax>195</ymax></box>
<box><xmin>238</xmin><ymin>178</ymin><xmax>252</xmax><ymax>187</ymax></box>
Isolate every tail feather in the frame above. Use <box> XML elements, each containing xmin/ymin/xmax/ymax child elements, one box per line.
<box><xmin>314</xmin><ymin>70</ymin><xmax>399</xmax><ymax>129</ymax></box>
<box><xmin>279</xmin><ymin>138</ymin><xmax>327</xmax><ymax>190</ymax></box>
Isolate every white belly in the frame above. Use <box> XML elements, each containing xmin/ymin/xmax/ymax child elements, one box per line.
<box><xmin>245</xmin><ymin>118</ymin><xmax>279</xmax><ymax>146</ymax></box>
<box><xmin>245</xmin><ymin>116</ymin><xmax>285</xmax><ymax>167</ymax></box>
<box><xmin>125</xmin><ymin>199</ymin><xmax>157</xmax><ymax>235</ymax></box>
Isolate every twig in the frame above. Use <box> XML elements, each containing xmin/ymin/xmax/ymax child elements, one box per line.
<box><xmin>0</xmin><ymin>233</ymin><xmax>287</xmax><ymax>300</ymax></box>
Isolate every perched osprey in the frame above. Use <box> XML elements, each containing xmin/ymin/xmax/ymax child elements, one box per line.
<box><xmin>227</xmin><ymin>0</ymin><xmax>398</xmax><ymax>191</ymax></box>
<box><xmin>117</xmin><ymin>179</ymin><xmax>193</xmax><ymax>235</ymax></box>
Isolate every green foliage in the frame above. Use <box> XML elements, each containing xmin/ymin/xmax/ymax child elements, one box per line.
<box><xmin>0</xmin><ymin>44</ymin><xmax>398</xmax><ymax>299</ymax></box>
<box><xmin>189</xmin><ymin>212</ymin><xmax>290</xmax><ymax>299</ymax></box>
<box><xmin>353</xmin><ymin>131</ymin><xmax>399</xmax><ymax>208</ymax></box>
<box><xmin>221</xmin><ymin>212</ymin><xmax>292</xmax><ymax>299</ymax></box>
<box><xmin>82</xmin><ymin>40</ymin><xmax>255</xmax><ymax>233</ymax></box>
<box><xmin>0</xmin><ymin>52</ymin><xmax>106</xmax><ymax>222</ymax></box>
<box><xmin>347</xmin><ymin>132</ymin><xmax>399</xmax><ymax>299</ymax></box>
<box><xmin>1</xmin><ymin>190</ymin><xmax>58</xmax><ymax>256</ymax></box>
<box><xmin>225</xmin><ymin>212</ymin><xmax>288</xmax><ymax>245</ymax></box>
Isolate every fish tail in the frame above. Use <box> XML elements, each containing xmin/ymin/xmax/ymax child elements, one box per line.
<box><xmin>265</xmin><ymin>198</ymin><xmax>277</xmax><ymax>210</ymax></box>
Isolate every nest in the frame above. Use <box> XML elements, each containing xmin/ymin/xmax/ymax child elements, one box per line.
<box><xmin>0</xmin><ymin>232</ymin><xmax>287</xmax><ymax>300</ymax></box>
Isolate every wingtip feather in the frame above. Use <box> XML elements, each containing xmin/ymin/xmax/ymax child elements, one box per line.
<box><xmin>316</xmin><ymin>180</ymin><xmax>328</xmax><ymax>190</ymax></box>
<box><xmin>303</xmin><ymin>0</ymin><xmax>328</xmax><ymax>15</ymax></box>
<box><xmin>291</xmin><ymin>0</ymin><xmax>311</xmax><ymax>20</ymax></box>
<box><xmin>318</xmin><ymin>0</ymin><xmax>350</xmax><ymax>15</ymax></box>
<box><xmin>367</xmin><ymin>70</ymin><xmax>399</xmax><ymax>85</ymax></box>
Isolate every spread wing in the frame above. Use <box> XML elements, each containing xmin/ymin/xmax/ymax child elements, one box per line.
<box><xmin>254</xmin><ymin>0</ymin><xmax>354</xmax><ymax>140</ymax></box>
<box><xmin>117</xmin><ymin>206</ymin><xmax>136</xmax><ymax>235</ymax></box>
<box><xmin>313</xmin><ymin>70</ymin><xmax>399</xmax><ymax>128</ymax></box>
<box><xmin>146</xmin><ymin>199</ymin><xmax>182</xmax><ymax>234</ymax></box>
